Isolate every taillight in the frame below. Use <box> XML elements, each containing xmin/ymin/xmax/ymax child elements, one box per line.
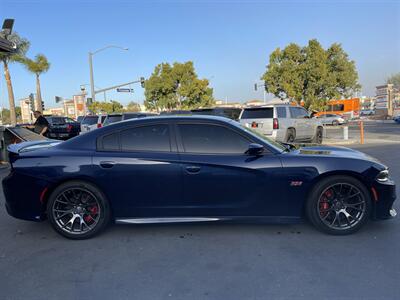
<box><xmin>66</xmin><ymin>124</ymin><xmax>73</xmax><ymax>132</ymax></box>
<box><xmin>273</xmin><ymin>118</ymin><xmax>279</xmax><ymax>129</ymax></box>
<box><xmin>97</xmin><ymin>123</ymin><xmax>102</xmax><ymax>128</ymax></box>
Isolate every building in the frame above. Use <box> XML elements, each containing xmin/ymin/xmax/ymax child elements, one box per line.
<box><xmin>43</xmin><ymin>107</ymin><xmax>64</xmax><ymax>116</ymax></box>
<box><xmin>20</xmin><ymin>98</ymin><xmax>33</xmax><ymax>123</ymax></box>
<box><xmin>61</xmin><ymin>95</ymin><xmax>87</xmax><ymax>120</ymax></box>
<box><xmin>375</xmin><ymin>84</ymin><xmax>397</xmax><ymax>117</ymax></box>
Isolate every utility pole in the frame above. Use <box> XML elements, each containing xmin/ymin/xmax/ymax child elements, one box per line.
<box><xmin>88</xmin><ymin>45</ymin><xmax>128</xmax><ymax>104</ymax></box>
<box><xmin>88</xmin><ymin>52</ymin><xmax>96</xmax><ymax>103</ymax></box>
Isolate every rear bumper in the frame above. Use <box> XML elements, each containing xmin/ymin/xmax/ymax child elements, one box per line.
<box><xmin>372</xmin><ymin>180</ymin><xmax>397</xmax><ymax>220</ymax></box>
<box><xmin>2</xmin><ymin>171</ymin><xmax>47</xmax><ymax>221</ymax></box>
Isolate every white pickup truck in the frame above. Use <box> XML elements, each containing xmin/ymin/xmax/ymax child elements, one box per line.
<box><xmin>239</xmin><ymin>104</ymin><xmax>324</xmax><ymax>144</ymax></box>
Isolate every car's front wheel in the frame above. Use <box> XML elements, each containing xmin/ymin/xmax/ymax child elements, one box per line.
<box><xmin>47</xmin><ymin>181</ymin><xmax>111</xmax><ymax>239</ymax></box>
<box><xmin>306</xmin><ymin>176</ymin><xmax>371</xmax><ymax>235</ymax></box>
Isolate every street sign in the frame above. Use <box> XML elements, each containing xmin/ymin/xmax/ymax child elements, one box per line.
<box><xmin>116</xmin><ymin>88</ymin><xmax>134</xmax><ymax>93</ymax></box>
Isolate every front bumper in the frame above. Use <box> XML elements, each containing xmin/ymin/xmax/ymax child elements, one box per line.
<box><xmin>372</xmin><ymin>179</ymin><xmax>397</xmax><ymax>220</ymax></box>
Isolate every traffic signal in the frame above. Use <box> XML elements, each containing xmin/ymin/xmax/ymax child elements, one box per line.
<box><xmin>41</xmin><ymin>101</ymin><xmax>45</xmax><ymax>111</ymax></box>
<box><xmin>140</xmin><ymin>77</ymin><xmax>145</xmax><ymax>88</ymax></box>
<box><xmin>254</xmin><ymin>83</ymin><xmax>258</xmax><ymax>91</ymax></box>
<box><xmin>29</xmin><ymin>93</ymin><xmax>34</xmax><ymax>111</ymax></box>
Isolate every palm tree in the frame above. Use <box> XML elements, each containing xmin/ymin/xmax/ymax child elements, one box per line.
<box><xmin>22</xmin><ymin>54</ymin><xmax>50</xmax><ymax>113</ymax></box>
<box><xmin>0</xmin><ymin>32</ymin><xmax>30</xmax><ymax>125</ymax></box>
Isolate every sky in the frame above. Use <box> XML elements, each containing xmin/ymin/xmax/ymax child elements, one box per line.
<box><xmin>0</xmin><ymin>0</ymin><xmax>399</xmax><ymax>109</ymax></box>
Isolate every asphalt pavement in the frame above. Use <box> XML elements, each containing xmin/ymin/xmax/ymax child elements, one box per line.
<box><xmin>0</xmin><ymin>143</ymin><xmax>399</xmax><ymax>300</ymax></box>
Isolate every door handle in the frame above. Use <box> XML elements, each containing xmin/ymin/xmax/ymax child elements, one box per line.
<box><xmin>185</xmin><ymin>166</ymin><xmax>201</xmax><ymax>174</ymax></box>
<box><xmin>100</xmin><ymin>161</ymin><xmax>115</xmax><ymax>169</ymax></box>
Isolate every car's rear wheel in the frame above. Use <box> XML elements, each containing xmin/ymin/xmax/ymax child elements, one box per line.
<box><xmin>306</xmin><ymin>176</ymin><xmax>371</xmax><ymax>235</ymax></box>
<box><xmin>47</xmin><ymin>181</ymin><xmax>110</xmax><ymax>239</ymax></box>
<box><xmin>286</xmin><ymin>129</ymin><xmax>296</xmax><ymax>143</ymax></box>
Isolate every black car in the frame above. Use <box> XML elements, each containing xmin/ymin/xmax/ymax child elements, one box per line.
<box><xmin>45</xmin><ymin>116</ymin><xmax>81</xmax><ymax>140</ymax></box>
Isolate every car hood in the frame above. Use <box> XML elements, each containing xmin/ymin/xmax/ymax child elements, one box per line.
<box><xmin>288</xmin><ymin>145</ymin><xmax>384</xmax><ymax>165</ymax></box>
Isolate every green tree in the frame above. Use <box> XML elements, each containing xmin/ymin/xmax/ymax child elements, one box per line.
<box><xmin>125</xmin><ymin>101</ymin><xmax>141</xmax><ymax>112</ymax></box>
<box><xmin>262</xmin><ymin>39</ymin><xmax>360</xmax><ymax>111</ymax></box>
<box><xmin>0</xmin><ymin>32</ymin><xmax>30</xmax><ymax>125</ymax></box>
<box><xmin>21</xmin><ymin>54</ymin><xmax>50</xmax><ymax>113</ymax></box>
<box><xmin>144</xmin><ymin>61</ymin><xmax>214</xmax><ymax>111</ymax></box>
<box><xmin>88</xmin><ymin>100</ymin><xmax>124</xmax><ymax>114</ymax></box>
<box><xmin>386</xmin><ymin>73</ymin><xmax>400</xmax><ymax>90</ymax></box>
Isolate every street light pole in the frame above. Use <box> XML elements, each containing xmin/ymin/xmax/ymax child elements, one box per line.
<box><xmin>88</xmin><ymin>52</ymin><xmax>96</xmax><ymax>102</ymax></box>
<box><xmin>88</xmin><ymin>45</ymin><xmax>128</xmax><ymax>103</ymax></box>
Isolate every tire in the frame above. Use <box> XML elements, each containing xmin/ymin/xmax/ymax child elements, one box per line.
<box><xmin>312</xmin><ymin>127</ymin><xmax>323</xmax><ymax>144</ymax></box>
<box><xmin>47</xmin><ymin>181</ymin><xmax>111</xmax><ymax>239</ymax></box>
<box><xmin>285</xmin><ymin>129</ymin><xmax>296</xmax><ymax>143</ymax></box>
<box><xmin>306</xmin><ymin>175</ymin><xmax>371</xmax><ymax>235</ymax></box>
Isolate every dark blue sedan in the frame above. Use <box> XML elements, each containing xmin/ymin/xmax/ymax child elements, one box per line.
<box><xmin>2</xmin><ymin>116</ymin><xmax>397</xmax><ymax>239</ymax></box>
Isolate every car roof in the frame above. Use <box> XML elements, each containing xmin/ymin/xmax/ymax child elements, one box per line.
<box><xmin>119</xmin><ymin>115</ymin><xmax>233</xmax><ymax>123</ymax></box>
<box><xmin>243</xmin><ymin>104</ymin><xmax>297</xmax><ymax>109</ymax></box>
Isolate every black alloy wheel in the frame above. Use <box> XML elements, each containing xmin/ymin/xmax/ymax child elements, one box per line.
<box><xmin>306</xmin><ymin>176</ymin><xmax>371</xmax><ymax>235</ymax></box>
<box><xmin>47</xmin><ymin>181</ymin><xmax>110</xmax><ymax>239</ymax></box>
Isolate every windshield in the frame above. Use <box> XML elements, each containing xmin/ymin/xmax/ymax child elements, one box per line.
<box><xmin>235</xmin><ymin>122</ymin><xmax>286</xmax><ymax>152</ymax></box>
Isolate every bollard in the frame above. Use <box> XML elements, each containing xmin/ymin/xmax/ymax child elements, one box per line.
<box><xmin>343</xmin><ymin>126</ymin><xmax>349</xmax><ymax>140</ymax></box>
<box><xmin>359</xmin><ymin>121</ymin><xmax>364</xmax><ymax>144</ymax></box>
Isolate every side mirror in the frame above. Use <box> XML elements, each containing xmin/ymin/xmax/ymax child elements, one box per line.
<box><xmin>245</xmin><ymin>143</ymin><xmax>264</xmax><ymax>156</ymax></box>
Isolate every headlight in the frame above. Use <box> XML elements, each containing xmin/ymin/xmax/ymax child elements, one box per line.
<box><xmin>376</xmin><ymin>170</ymin><xmax>389</xmax><ymax>182</ymax></box>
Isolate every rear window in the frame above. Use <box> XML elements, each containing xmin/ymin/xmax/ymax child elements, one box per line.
<box><xmin>123</xmin><ymin>113</ymin><xmax>140</xmax><ymax>120</ymax></box>
<box><xmin>241</xmin><ymin>108</ymin><xmax>273</xmax><ymax>119</ymax></box>
<box><xmin>82</xmin><ymin>116</ymin><xmax>98</xmax><ymax>125</ymax></box>
<box><xmin>106</xmin><ymin>115</ymin><xmax>122</xmax><ymax>124</ymax></box>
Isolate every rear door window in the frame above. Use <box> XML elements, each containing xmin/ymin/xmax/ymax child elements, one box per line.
<box><xmin>120</xmin><ymin>124</ymin><xmax>171</xmax><ymax>152</ymax></box>
<box><xmin>102</xmin><ymin>133</ymin><xmax>119</xmax><ymax>151</ymax></box>
<box><xmin>241</xmin><ymin>108</ymin><xmax>273</xmax><ymax>119</ymax></box>
<box><xmin>276</xmin><ymin>107</ymin><xmax>287</xmax><ymax>118</ymax></box>
<box><xmin>178</xmin><ymin>124</ymin><xmax>250</xmax><ymax>154</ymax></box>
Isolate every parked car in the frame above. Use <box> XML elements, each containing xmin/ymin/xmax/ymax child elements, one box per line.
<box><xmin>239</xmin><ymin>104</ymin><xmax>323</xmax><ymax>143</ymax></box>
<box><xmin>160</xmin><ymin>110</ymin><xmax>192</xmax><ymax>115</ymax></box>
<box><xmin>3</xmin><ymin>116</ymin><xmax>396</xmax><ymax>239</ymax></box>
<box><xmin>360</xmin><ymin>109</ymin><xmax>375</xmax><ymax>116</ymax></box>
<box><xmin>122</xmin><ymin>112</ymin><xmax>158</xmax><ymax>120</ymax></box>
<box><xmin>394</xmin><ymin>115</ymin><xmax>400</xmax><ymax>124</ymax></box>
<box><xmin>103</xmin><ymin>112</ymin><xmax>157</xmax><ymax>126</ymax></box>
<box><xmin>80</xmin><ymin>115</ymin><xmax>106</xmax><ymax>134</ymax></box>
<box><xmin>317</xmin><ymin>114</ymin><xmax>346</xmax><ymax>126</ymax></box>
<box><xmin>103</xmin><ymin>114</ymin><xmax>122</xmax><ymax>126</ymax></box>
<box><xmin>191</xmin><ymin>107</ymin><xmax>242</xmax><ymax>120</ymax></box>
<box><xmin>45</xmin><ymin>116</ymin><xmax>81</xmax><ymax>140</ymax></box>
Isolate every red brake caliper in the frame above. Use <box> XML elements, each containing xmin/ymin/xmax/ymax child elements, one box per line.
<box><xmin>319</xmin><ymin>190</ymin><xmax>332</xmax><ymax>216</ymax></box>
<box><xmin>84</xmin><ymin>205</ymin><xmax>98</xmax><ymax>223</ymax></box>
